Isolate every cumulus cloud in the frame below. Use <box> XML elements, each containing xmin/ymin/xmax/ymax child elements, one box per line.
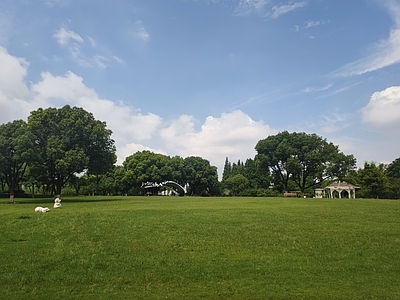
<box><xmin>117</xmin><ymin>143</ymin><xmax>167</xmax><ymax>165</ymax></box>
<box><xmin>0</xmin><ymin>46</ymin><xmax>276</xmax><ymax>175</ymax></box>
<box><xmin>362</xmin><ymin>86</ymin><xmax>400</xmax><ymax>132</ymax></box>
<box><xmin>160</xmin><ymin>110</ymin><xmax>276</xmax><ymax>172</ymax></box>
<box><xmin>0</xmin><ymin>46</ymin><xmax>52</xmax><ymax>123</ymax></box>
<box><xmin>31</xmin><ymin>71</ymin><xmax>163</xmax><ymax>145</ymax></box>
<box><xmin>0</xmin><ymin>46</ymin><xmax>29</xmax><ymax>99</ymax></box>
<box><xmin>333</xmin><ymin>1</ymin><xmax>400</xmax><ymax>76</ymax></box>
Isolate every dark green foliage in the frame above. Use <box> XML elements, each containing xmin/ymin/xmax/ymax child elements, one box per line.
<box><xmin>120</xmin><ymin>152</ymin><xmax>219</xmax><ymax>196</ymax></box>
<box><xmin>386</xmin><ymin>158</ymin><xmax>400</xmax><ymax>199</ymax></box>
<box><xmin>123</xmin><ymin>151</ymin><xmax>174</xmax><ymax>187</ymax></box>
<box><xmin>183</xmin><ymin>156</ymin><xmax>219</xmax><ymax>196</ymax></box>
<box><xmin>0</xmin><ymin>120</ymin><xmax>36</xmax><ymax>202</ymax></box>
<box><xmin>357</xmin><ymin>162</ymin><xmax>390</xmax><ymax>199</ymax></box>
<box><xmin>255</xmin><ymin>131</ymin><xmax>356</xmax><ymax>195</ymax></box>
<box><xmin>26</xmin><ymin>105</ymin><xmax>116</xmax><ymax>196</ymax></box>
<box><xmin>222</xmin><ymin>157</ymin><xmax>271</xmax><ymax>196</ymax></box>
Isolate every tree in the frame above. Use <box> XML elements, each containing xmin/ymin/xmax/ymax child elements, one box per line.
<box><xmin>255</xmin><ymin>131</ymin><xmax>356</xmax><ymax>195</ymax></box>
<box><xmin>386</xmin><ymin>158</ymin><xmax>400</xmax><ymax>179</ymax></box>
<box><xmin>386</xmin><ymin>157</ymin><xmax>400</xmax><ymax>199</ymax></box>
<box><xmin>358</xmin><ymin>162</ymin><xmax>389</xmax><ymax>199</ymax></box>
<box><xmin>27</xmin><ymin>105</ymin><xmax>116</xmax><ymax>197</ymax></box>
<box><xmin>68</xmin><ymin>174</ymin><xmax>88</xmax><ymax>196</ymax></box>
<box><xmin>222</xmin><ymin>157</ymin><xmax>232</xmax><ymax>181</ymax></box>
<box><xmin>123</xmin><ymin>151</ymin><xmax>172</xmax><ymax>191</ymax></box>
<box><xmin>0</xmin><ymin>120</ymin><xmax>35</xmax><ymax>202</ymax></box>
<box><xmin>183</xmin><ymin>156</ymin><xmax>219</xmax><ymax>196</ymax></box>
<box><xmin>224</xmin><ymin>174</ymin><xmax>249</xmax><ymax>196</ymax></box>
<box><xmin>168</xmin><ymin>155</ymin><xmax>185</xmax><ymax>185</ymax></box>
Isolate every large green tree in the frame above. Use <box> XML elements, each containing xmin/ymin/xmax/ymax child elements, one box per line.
<box><xmin>255</xmin><ymin>131</ymin><xmax>356</xmax><ymax>195</ymax></box>
<box><xmin>0</xmin><ymin>120</ymin><xmax>35</xmax><ymax>202</ymax></box>
<box><xmin>27</xmin><ymin>105</ymin><xmax>116</xmax><ymax>196</ymax></box>
<box><xmin>386</xmin><ymin>157</ymin><xmax>400</xmax><ymax>199</ymax></box>
<box><xmin>123</xmin><ymin>150</ymin><xmax>172</xmax><ymax>190</ymax></box>
<box><xmin>183</xmin><ymin>156</ymin><xmax>219</xmax><ymax>196</ymax></box>
<box><xmin>358</xmin><ymin>162</ymin><xmax>390</xmax><ymax>199</ymax></box>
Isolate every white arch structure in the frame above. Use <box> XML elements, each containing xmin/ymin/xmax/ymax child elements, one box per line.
<box><xmin>142</xmin><ymin>181</ymin><xmax>186</xmax><ymax>196</ymax></box>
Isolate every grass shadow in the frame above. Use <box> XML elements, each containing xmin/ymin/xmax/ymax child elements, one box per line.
<box><xmin>0</xmin><ymin>196</ymin><xmax>129</xmax><ymax>205</ymax></box>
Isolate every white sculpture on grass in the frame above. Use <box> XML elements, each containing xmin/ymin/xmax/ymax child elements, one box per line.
<box><xmin>54</xmin><ymin>197</ymin><xmax>62</xmax><ymax>209</ymax></box>
<box><xmin>35</xmin><ymin>207</ymin><xmax>50</xmax><ymax>213</ymax></box>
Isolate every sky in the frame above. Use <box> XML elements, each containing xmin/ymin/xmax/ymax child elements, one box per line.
<box><xmin>1</xmin><ymin>0</ymin><xmax>400</xmax><ymax>178</ymax></box>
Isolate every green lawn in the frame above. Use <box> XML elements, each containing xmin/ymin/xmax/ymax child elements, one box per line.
<box><xmin>1</xmin><ymin>196</ymin><xmax>399</xmax><ymax>299</ymax></box>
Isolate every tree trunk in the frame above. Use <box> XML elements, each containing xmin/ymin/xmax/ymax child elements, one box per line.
<box><xmin>9</xmin><ymin>187</ymin><xmax>15</xmax><ymax>203</ymax></box>
<box><xmin>55</xmin><ymin>175</ymin><xmax>63</xmax><ymax>197</ymax></box>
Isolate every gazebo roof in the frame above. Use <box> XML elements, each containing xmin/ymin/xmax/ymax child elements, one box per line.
<box><xmin>325</xmin><ymin>181</ymin><xmax>359</xmax><ymax>189</ymax></box>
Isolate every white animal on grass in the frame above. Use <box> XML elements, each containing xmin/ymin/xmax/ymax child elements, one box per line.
<box><xmin>35</xmin><ymin>206</ymin><xmax>50</xmax><ymax>213</ymax></box>
<box><xmin>54</xmin><ymin>197</ymin><xmax>62</xmax><ymax>209</ymax></box>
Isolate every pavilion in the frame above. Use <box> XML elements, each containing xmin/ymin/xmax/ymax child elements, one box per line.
<box><xmin>315</xmin><ymin>181</ymin><xmax>359</xmax><ymax>199</ymax></box>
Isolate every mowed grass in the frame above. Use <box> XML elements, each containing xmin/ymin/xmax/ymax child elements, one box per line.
<box><xmin>0</xmin><ymin>196</ymin><xmax>399</xmax><ymax>299</ymax></box>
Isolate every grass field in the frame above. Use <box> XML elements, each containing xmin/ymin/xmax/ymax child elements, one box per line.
<box><xmin>0</xmin><ymin>196</ymin><xmax>399</xmax><ymax>299</ymax></box>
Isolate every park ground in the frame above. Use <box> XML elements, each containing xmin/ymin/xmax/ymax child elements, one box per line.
<box><xmin>0</xmin><ymin>196</ymin><xmax>399</xmax><ymax>299</ymax></box>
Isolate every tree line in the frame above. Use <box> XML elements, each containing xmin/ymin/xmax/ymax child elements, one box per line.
<box><xmin>0</xmin><ymin>105</ymin><xmax>399</xmax><ymax>200</ymax></box>
<box><xmin>222</xmin><ymin>133</ymin><xmax>400</xmax><ymax>199</ymax></box>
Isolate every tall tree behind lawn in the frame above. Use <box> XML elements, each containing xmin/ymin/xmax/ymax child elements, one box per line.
<box><xmin>123</xmin><ymin>151</ymin><xmax>172</xmax><ymax>192</ymax></box>
<box><xmin>27</xmin><ymin>105</ymin><xmax>116</xmax><ymax>196</ymax></box>
<box><xmin>358</xmin><ymin>162</ymin><xmax>390</xmax><ymax>199</ymax></box>
<box><xmin>255</xmin><ymin>131</ymin><xmax>356</xmax><ymax>195</ymax></box>
<box><xmin>386</xmin><ymin>157</ymin><xmax>400</xmax><ymax>198</ymax></box>
<box><xmin>184</xmin><ymin>156</ymin><xmax>219</xmax><ymax>196</ymax></box>
<box><xmin>0</xmin><ymin>120</ymin><xmax>35</xmax><ymax>202</ymax></box>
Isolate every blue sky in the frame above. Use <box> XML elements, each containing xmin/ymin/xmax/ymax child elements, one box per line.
<box><xmin>1</xmin><ymin>0</ymin><xmax>400</xmax><ymax>177</ymax></box>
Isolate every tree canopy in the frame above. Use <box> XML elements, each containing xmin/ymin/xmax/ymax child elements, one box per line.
<box><xmin>255</xmin><ymin>131</ymin><xmax>356</xmax><ymax>195</ymax></box>
<box><xmin>0</xmin><ymin>120</ymin><xmax>35</xmax><ymax>202</ymax></box>
<box><xmin>27</xmin><ymin>105</ymin><xmax>116</xmax><ymax>196</ymax></box>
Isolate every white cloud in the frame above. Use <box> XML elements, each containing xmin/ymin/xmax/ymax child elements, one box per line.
<box><xmin>234</xmin><ymin>0</ymin><xmax>306</xmax><ymax>18</ymax></box>
<box><xmin>302</xmin><ymin>83</ymin><xmax>333</xmax><ymax>93</ymax></box>
<box><xmin>53</xmin><ymin>27</ymin><xmax>83</xmax><ymax>46</ymax></box>
<box><xmin>132</xmin><ymin>21</ymin><xmax>149</xmax><ymax>42</ymax></box>
<box><xmin>117</xmin><ymin>143</ymin><xmax>167</xmax><ymax>165</ymax></box>
<box><xmin>333</xmin><ymin>1</ymin><xmax>400</xmax><ymax>76</ymax></box>
<box><xmin>305</xmin><ymin>20</ymin><xmax>321</xmax><ymax>28</ymax></box>
<box><xmin>271</xmin><ymin>2</ymin><xmax>307</xmax><ymax>19</ymax></box>
<box><xmin>362</xmin><ymin>86</ymin><xmax>400</xmax><ymax>132</ymax></box>
<box><xmin>234</xmin><ymin>0</ymin><xmax>270</xmax><ymax>16</ymax></box>
<box><xmin>0</xmin><ymin>46</ymin><xmax>29</xmax><ymax>99</ymax></box>
<box><xmin>52</xmin><ymin>27</ymin><xmax>123</xmax><ymax>68</ymax></box>
<box><xmin>160</xmin><ymin>110</ymin><xmax>276</xmax><ymax>174</ymax></box>
<box><xmin>93</xmin><ymin>55</ymin><xmax>108</xmax><ymax>69</ymax></box>
<box><xmin>0</xmin><ymin>46</ymin><xmax>276</xmax><ymax>176</ymax></box>
<box><xmin>0</xmin><ymin>47</ymin><xmax>52</xmax><ymax>123</ymax></box>
<box><xmin>43</xmin><ymin>0</ymin><xmax>72</xmax><ymax>7</ymax></box>
<box><xmin>31</xmin><ymin>71</ymin><xmax>163</xmax><ymax>145</ymax></box>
